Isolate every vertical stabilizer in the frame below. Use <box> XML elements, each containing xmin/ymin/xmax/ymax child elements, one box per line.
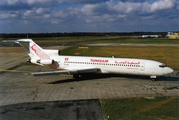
<box><xmin>27</xmin><ymin>39</ymin><xmax>51</xmax><ymax>60</ymax></box>
<box><xmin>3</xmin><ymin>39</ymin><xmax>51</xmax><ymax>60</ymax></box>
<box><xmin>3</xmin><ymin>39</ymin><xmax>53</xmax><ymax>66</ymax></box>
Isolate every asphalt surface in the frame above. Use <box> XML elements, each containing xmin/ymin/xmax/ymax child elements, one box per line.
<box><xmin>0</xmin><ymin>100</ymin><xmax>103</xmax><ymax>120</ymax></box>
<box><xmin>0</xmin><ymin>46</ymin><xmax>179</xmax><ymax>120</ymax></box>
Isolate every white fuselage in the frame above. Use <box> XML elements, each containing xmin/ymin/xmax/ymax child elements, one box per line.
<box><xmin>50</xmin><ymin>55</ymin><xmax>173</xmax><ymax>77</ymax></box>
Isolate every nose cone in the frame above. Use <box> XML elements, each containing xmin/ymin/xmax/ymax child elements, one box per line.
<box><xmin>167</xmin><ymin>67</ymin><xmax>174</xmax><ymax>74</ymax></box>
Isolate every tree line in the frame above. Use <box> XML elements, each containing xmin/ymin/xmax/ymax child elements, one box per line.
<box><xmin>0</xmin><ymin>32</ymin><xmax>167</xmax><ymax>38</ymax></box>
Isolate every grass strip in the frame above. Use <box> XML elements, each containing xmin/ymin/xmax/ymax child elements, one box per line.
<box><xmin>100</xmin><ymin>97</ymin><xmax>179</xmax><ymax>120</ymax></box>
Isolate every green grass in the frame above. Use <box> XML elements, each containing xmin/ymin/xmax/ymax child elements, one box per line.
<box><xmin>83</xmin><ymin>37</ymin><xmax>179</xmax><ymax>44</ymax></box>
<box><xmin>100</xmin><ymin>97</ymin><xmax>179</xmax><ymax>120</ymax></box>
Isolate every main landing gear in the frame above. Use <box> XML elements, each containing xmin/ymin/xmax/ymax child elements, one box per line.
<box><xmin>73</xmin><ymin>74</ymin><xmax>80</xmax><ymax>79</ymax></box>
<box><xmin>150</xmin><ymin>76</ymin><xmax>156</xmax><ymax>81</ymax></box>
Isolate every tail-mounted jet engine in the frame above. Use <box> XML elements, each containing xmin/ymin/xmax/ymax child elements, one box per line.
<box><xmin>29</xmin><ymin>59</ymin><xmax>55</xmax><ymax>65</ymax></box>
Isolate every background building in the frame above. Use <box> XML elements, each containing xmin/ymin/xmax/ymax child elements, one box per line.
<box><xmin>167</xmin><ymin>32</ymin><xmax>179</xmax><ymax>39</ymax></box>
<box><xmin>141</xmin><ymin>35</ymin><xmax>159</xmax><ymax>38</ymax></box>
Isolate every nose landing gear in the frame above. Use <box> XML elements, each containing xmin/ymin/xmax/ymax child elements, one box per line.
<box><xmin>150</xmin><ymin>76</ymin><xmax>156</xmax><ymax>81</ymax></box>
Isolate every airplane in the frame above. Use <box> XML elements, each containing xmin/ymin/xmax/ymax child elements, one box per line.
<box><xmin>3</xmin><ymin>39</ymin><xmax>173</xmax><ymax>80</ymax></box>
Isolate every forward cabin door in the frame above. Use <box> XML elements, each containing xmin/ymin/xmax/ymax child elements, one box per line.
<box><xmin>140</xmin><ymin>62</ymin><xmax>145</xmax><ymax>71</ymax></box>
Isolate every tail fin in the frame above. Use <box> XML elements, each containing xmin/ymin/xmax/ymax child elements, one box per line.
<box><xmin>3</xmin><ymin>39</ymin><xmax>53</xmax><ymax>66</ymax></box>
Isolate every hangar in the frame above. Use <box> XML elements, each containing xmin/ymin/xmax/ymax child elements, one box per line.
<box><xmin>141</xmin><ymin>35</ymin><xmax>159</xmax><ymax>38</ymax></box>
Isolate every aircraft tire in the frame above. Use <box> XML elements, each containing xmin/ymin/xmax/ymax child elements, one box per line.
<box><xmin>73</xmin><ymin>74</ymin><xmax>80</xmax><ymax>79</ymax></box>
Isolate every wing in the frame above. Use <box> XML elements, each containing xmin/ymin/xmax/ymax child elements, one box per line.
<box><xmin>32</xmin><ymin>68</ymin><xmax>101</xmax><ymax>76</ymax></box>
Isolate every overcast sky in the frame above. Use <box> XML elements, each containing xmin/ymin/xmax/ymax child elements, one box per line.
<box><xmin>0</xmin><ymin>0</ymin><xmax>179</xmax><ymax>33</ymax></box>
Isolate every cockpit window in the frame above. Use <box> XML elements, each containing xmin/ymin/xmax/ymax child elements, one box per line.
<box><xmin>159</xmin><ymin>64</ymin><xmax>167</xmax><ymax>68</ymax></box>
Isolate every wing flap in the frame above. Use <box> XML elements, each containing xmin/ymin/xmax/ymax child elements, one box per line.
<box><xmin>32</xmin><ymin>68</ymin><xmax>100</xmax><ymax>76</ymax></box>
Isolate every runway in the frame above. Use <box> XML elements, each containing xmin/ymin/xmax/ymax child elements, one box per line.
<box><xmin>0</xmin><ymin>46</ymin><xmax>179</xmax><ymax>119</ymax></box>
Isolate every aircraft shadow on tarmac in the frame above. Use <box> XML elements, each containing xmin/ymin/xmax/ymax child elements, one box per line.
<box><xmin>48</xmin><ymin>74</ymin><xmax>179</xmax><ymax>84</ymax></box>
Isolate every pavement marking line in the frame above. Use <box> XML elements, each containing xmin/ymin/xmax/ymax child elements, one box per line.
<box><xmin>0</xmin><ymin>69</ymin><xmax>31</xmax><ymax>73</ymax></box>
<box><xmin>60</xmin><ymin>74</ymin><xmax>73</xmax><ymax>76</ymax></box>
<box><xmin>0</xmin><ymin>69</ymin><xmax>73</xmax><ymax>76</ymax></box>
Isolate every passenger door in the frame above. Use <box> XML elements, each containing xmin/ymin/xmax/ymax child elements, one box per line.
<box><xmin>140</xmin><ymin>62</ymin><xmax>145</xmax><ymax>71</ymax></box>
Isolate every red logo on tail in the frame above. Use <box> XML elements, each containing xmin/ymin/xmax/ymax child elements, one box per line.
<box><xmin>30</xmin><ymin>44</ymin><xmax>50</xmax><ymax>59</ymax></box>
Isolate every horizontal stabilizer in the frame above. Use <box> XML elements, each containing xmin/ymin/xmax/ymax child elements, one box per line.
<box><xmin>3</xmin><ymin>39</ymin><xmax>32</xmax><ymax>43</ymax></box>
<box><xmin>32</xmin><ymin>68</ymin><xmax>101</xmax><ymax>76</ymax></box>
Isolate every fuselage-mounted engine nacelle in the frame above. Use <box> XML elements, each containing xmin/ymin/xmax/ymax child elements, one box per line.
<box><xmin>29</xmin><ymin>59</ymin><xmax>55</xmax><ymax>66</ymax></box>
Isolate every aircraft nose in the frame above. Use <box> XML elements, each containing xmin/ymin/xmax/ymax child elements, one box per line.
<box><xmin>167</xmin><ymin>67</ymin><xmax>174</xmax><ymax>74</ymax></box>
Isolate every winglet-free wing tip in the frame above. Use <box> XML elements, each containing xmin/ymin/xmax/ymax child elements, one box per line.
<box><xmin>2</xmin><ymin>40</ymin><xmax>19</xmax><ymax>43</ymax></box>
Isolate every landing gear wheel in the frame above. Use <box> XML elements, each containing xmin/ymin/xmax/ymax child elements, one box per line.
<box><xmin>150</xmin><ymin>76</ymin><xmax>156</xmax><ymax>81</ymax></box>
<box><xmin>73</xmin><ymin>74</ymin><xmax>80</xmax><ymax>79</ymax></box>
